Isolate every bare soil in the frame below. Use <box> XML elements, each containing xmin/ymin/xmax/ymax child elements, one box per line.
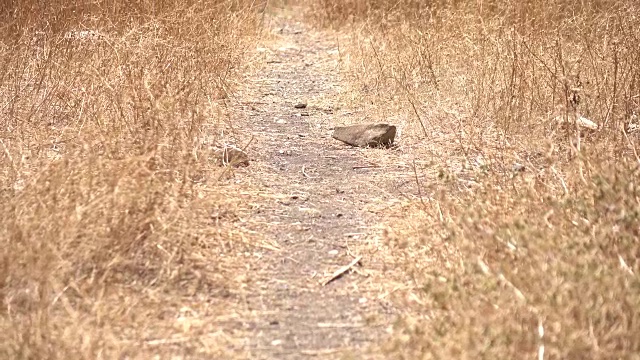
<box><xmin>219</xmin><ymin>9</ymin><xmax>418</xmax><ymax>359</ymax></box>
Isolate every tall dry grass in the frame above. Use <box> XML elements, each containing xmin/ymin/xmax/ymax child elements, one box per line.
<box><xmin>310</xmin><ymin>0</ymin><xmax>640</xmax><ymax>358</ymax></box>
<box><xmin>1</xmin><ymin>1</ymin><xmax>260</xmax><ymax>358</ymax></box>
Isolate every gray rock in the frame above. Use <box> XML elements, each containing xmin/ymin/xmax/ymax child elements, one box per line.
<box><xmin>332</xmin><ymin>124</ymin><xmax>397</xmax><ymax>148</ymax></box>
<box><xmin>214</xmin><ymin>146</ymin><xmax>249</xmax><ymax>167</ymax></box>
<box><xmin>512</xmin><ymin>163</ymin><xmax>525</xmax><ymax>172</ymax></box>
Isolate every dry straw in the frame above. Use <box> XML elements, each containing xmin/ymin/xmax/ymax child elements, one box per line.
<box><xmin>1</xmin><ymin>0</ymin><xmax>261</xmax><ymax>358</ymax></box>
<box><xmin>308</xmin><ymin>0</ymin><xmax>640</xmax><ymax>358</ymax></box>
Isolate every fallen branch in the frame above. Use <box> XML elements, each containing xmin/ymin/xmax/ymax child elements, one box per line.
<box><xmin>322</xmin><ymin>255</ymin><xmax>362</xmax><ymax>286</ymax></box>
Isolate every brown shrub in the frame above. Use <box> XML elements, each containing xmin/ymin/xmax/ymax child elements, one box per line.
<box><xmin>310</xmin><ymin>0</ymin><xmax>640</xmax><ymax>358</ymax></box>
<box><xmin>1</xmin><ymin>0</ymin><xmax>259</xmax><ymax>358</ymax></box>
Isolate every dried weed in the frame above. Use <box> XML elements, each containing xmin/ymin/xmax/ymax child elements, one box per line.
<box><xmin>310</xmin><ymin>0</ymin><xmax>640</xmax><ymax>358</ymax></box>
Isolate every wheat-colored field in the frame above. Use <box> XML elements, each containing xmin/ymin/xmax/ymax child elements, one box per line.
<box><xmin>309</xmin><ymin>0</ymin><xmax>640</xmax><ymax>358</ymax></box>
<box><xmin>3</xmin><ymin>0</ymin><xmax>640</xmax><ymax>358</ymax></box>
<box><xmin>1</xmin><ymin>1</ymin><xmax>261</xmax><ymax>358</ymax></box>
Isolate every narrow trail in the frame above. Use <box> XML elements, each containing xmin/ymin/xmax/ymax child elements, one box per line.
<box><xmin>226</xmin><ymin>9</ymin><xmax>415</xmax><ymax>359</ymax></box>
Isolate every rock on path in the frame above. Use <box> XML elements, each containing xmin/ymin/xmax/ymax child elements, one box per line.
<box><xmin>332</xmin><ymin>124</ymin><xmax>397</xmax><ymax>148</ymax></box>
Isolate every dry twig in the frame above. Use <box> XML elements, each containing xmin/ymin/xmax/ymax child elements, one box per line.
<box><xmin>321</xmin><ymin>255</ymin><xmax>363</xmax><ymax>286</ymax></box>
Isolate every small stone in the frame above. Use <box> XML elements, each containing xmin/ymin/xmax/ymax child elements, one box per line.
<box><xmin>214</xmin><ymin>146</ymin><xmax>249</xmax><ymax>167</ymax></box>
<box><xmin>576</xmin><ymin>116</ymin><xmax>598</xmax><ymax>130</ymax></box>
<box><xmin>512</xmin><ymin>163</ymin><xmax>525</xmax><ymax>172</ymax></box>
<box><xmin>332</xmin><ymin>123</ymin><xmax>397</xmax><ymax>148</ymax></box>
<box><xmin>626</xmin><ymin>122</ymin><xmax>639</xmax><ymax>133</ymax></box>
<box><xmin>294</xmin><ymin>103</ymin><xmax>307</xmax><ymax>109</ymax></box>
<box><xmin>556</xmin><ymin>114</ymin><xmax>598</xmax><ymax>131</ymax></box>
<box><xmin>328</xmin><ymin>250</ymin><xmax>339</xmax><ymax>256</ymax></box>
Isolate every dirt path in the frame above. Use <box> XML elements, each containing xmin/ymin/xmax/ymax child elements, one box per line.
<box><xmin>223</xmin><ymin>9</ymin><xmax>415</xmax><ymax>359</ymax></box>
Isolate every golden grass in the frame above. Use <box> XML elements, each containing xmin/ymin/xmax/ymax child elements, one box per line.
<box><xmin>309</xmin><ymin>0</ymin><xmax>640</xmax><ymax>357</ymax></box>
<box><xmin>1</xmin><ymin>1</ymin><xmax>262</xmax><ymax>358</ymax></box>
<box><xmin>4</xmin><ymin>0</ymin><xmax>640</xmax><ymax>357</ymax></box>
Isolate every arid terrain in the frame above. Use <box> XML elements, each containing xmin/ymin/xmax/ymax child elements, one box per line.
<box><xmin>2</xmin><ymin>1</ymin><xmax>640</xmax><ymax>359</ymax></box>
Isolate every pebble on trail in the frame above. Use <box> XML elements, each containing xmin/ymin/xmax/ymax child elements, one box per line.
<box><xmin>214</xmin><ymin>146</ymin><xmax>250</xmax><ymax>167</ymax></box>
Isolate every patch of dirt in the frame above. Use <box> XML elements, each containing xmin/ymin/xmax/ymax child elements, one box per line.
<box><xmin>218</xmin><ymin>9</ymin><xmax>423</xmax><ymax>359</ymax></box>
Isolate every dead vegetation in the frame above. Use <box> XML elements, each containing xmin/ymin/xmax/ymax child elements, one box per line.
<box><xmin>1</xmin><ymin>0</ymin><xmax>261</xmax><ymax>358</ymax></box>
<box><xmin>309</xmin><ymin>0</ymin><xmax>640</xmax><ymax>358</ymax></box>
<box><xmin>4</xmin><ymin>0</ymin><xmax>640</xmax><ymax>357</ymax></box>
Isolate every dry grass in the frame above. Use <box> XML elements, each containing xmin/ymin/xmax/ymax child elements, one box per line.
<box><xmin>4</xmin><ymin>0</ymin><xmax>640</xmax><ymax>357</ymax></box>
<box><xmin>309</xmin><ymin>0</ymin><xmax>640</xmax><ymax>358</ymax></box>
<box><xmin>1</xmin><ymin>1</ymin><xmax>262</xmax><ymax>358</ymax></box>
